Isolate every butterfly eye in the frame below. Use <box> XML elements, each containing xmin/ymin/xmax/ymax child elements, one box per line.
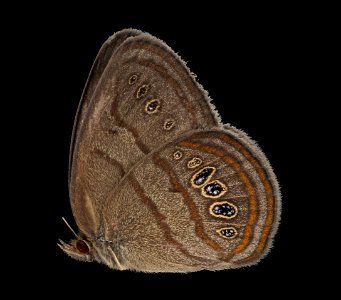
<box><xmin>76</xmin><ymin>240</ymin><xmax>90</xmax><ymax>254</ymax></box>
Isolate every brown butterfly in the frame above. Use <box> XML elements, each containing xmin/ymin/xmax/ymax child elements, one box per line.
<box><xmin>58</xmin><ymin>28</ymin><xmax>281</xmax><ymax>272</ymax></box>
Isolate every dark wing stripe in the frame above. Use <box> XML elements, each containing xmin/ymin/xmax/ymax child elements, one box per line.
<box><xmin>153</xmin><ymin>154</ymin><xmax>223</xmax><ymax>252</ymax></box>
<box><xmin>128</xmin><ymin>173</ymin><xmax>212</xmax><ymax>265</ymax></box>
<box><xmin>110</xmin><ymin>78</ymin><xmax>149</xmax><ymax>154</ymax></box>
<box><xmin>92</xmin><ymin>148</ymin><xmax>126</xmax><ymax>177</ymax></box>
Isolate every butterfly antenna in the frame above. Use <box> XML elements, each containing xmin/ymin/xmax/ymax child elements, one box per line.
<box><xmin>62</xmin><ymin>217</ymin><xmax>80</xmax><ymax>239</ymax></box>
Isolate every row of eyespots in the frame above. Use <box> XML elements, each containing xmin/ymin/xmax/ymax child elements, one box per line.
<box><xmin>190</xmin><ymin>167</ymin><xmax>227</xmax><ymax>199</ymax></box>
<box><xmin>172</xmin><ymin>152</ymin><xmax>237</xmax><ymax>215</ymax></box>
<box><xmin>172</xmin><ymin>149</ymin><xmax>239</xmax><ymax>239</ymax></box>
<box><xmin>172</xmin><ymin>150</ymin><xmax>238</xmax><ymax>239</ymax></box>
<box><xmin>189</xmin><ymin>164</ymin><xmax>238</xmax><ymax>239</ymax></box>
<box><xmin>128</xmin><ymin>74</ymin><xmax>176</xmax><ymax>131</ymax></box>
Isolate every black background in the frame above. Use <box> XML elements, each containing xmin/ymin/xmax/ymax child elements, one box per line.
<box><xmin>10</xmin><ymin>3</ymin><xmax>330</xmax><ymax>297</ymax></box>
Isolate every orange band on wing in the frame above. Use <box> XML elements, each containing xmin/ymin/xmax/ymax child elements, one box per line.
<box><xmin>219</xmin><ymin>134</ymin><xmax>274</xmax><ymax>261</ymax></box>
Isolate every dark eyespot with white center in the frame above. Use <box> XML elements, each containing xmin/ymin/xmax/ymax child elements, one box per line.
<box><xmin>217</xmin><ymin>227</ymin><xmax>237</xmax><ymax>239</ymax></box>
<box><xmin>164</xmin><ymin>119</ymin><xmax>175</xmax><ymax>130</ymax></box>
<box><xmin>129</xmin><ymin>74</ymin><xmax>138</xmax><ymax>85</ymax></box>
<box><xmin>191</xmin><ymin>167</ymin><xmax>216</xmax><ymax>188</ymax></box>
<box><xmin>187</xmin><ymin>157</ymin><xmax>202</xmax><ymax>169</ymax></box>
<box><xmin>137</xmin><ymin>85</ymin><xmax>149</xmax><ymax>99</ymax></box>
<box><xmin>173</xmin><ymin>150</ymin><xmax>182</xmax><ymax>160</ymax></box>
<box><xmin>202</xmin><ymin>180</ymin><xmax>227</xmax><ymax>198</ymax></box>
<box><xmin>145</xmin><ymin>99</ymin><xmax>160</xmax><ymax>114</ymax></box>
<box><xmin>210</xmin><ymin>201</ymin><xmax>238</xmax><ymax>219</ymax></box>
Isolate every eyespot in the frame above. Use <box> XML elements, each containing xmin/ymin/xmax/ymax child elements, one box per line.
<box><xmin>145</xmin><ymin>99</ymin><xmax>161</xmax><ymax>114</ymax></box>
<box><xmin>76</xmin><ymin>240</ymin><xmax>90</xmax><ymax>254</ymax></box>
<box><xmin>217</xmin><ymin>227</ymin><xmax>238</xmax><ymax>239</ymax></box>
<box><xmin>187</xmin><ymin>157</ymin><xmax>202</xmax><ymax>169</ymax></box>
<box><xmin>209</xmin><ymin>201</ymin><xmax>238</xmax><ymax>219</ymax></box>
<box><xmin>202</xmin><ymin>180</ymin><xmax>227</xmax><ymax>198</ymax></box>
<box><xmin>173</xmin><ymin>150</ymin><xmax>183</xmax><ymax>160</ymax></box>
<box><xmin>164</xmin><ymin>119</ymin><xmax>175</xmax><ymax>130</ymax></box>
<box><xmin>190</xmin><ymin>167</ymin><xmax>216</xmax><ymax>188</ymax></box>
<box><xmin>137</xmin><ymin>85</ymin><xmax>149</xmax><ymax>99</ymax></box>
<box><xmin>129</xmin><ymin>74</ymin><xmax>138</xmax><ymax>85</ymax></box>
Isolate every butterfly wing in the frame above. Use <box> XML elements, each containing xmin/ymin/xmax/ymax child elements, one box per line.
<box><xmin>102</xmin><ymin>127</ymin><xmax>281</xmax><ymax>272</ymax></box>
<box><xmin>69</xmin><ymin>29</ymin><xmax>220</xmax><ymax>237</ymax></box>
<box><xmin>69</xmin><ymin>29</ymin><xmax>143</xmax><ymax>182</ymax></box>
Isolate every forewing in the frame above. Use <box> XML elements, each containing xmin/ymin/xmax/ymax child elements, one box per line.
<box><xmin>69</xmin><ymin>29</ymin><xmax>220</xmax><ymax>237</ymax></box>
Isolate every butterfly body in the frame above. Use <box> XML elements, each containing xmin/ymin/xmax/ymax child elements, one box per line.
<box><xmin>59</xmin><ymin>29</ymin><xmax>281</xmax><ymax>273</ymax></box>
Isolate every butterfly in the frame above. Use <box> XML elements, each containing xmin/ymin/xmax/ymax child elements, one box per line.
<box><xmin>58</xmin><ymin>28</ymin><xmax>281</xmax><ymax>272</ymax></box>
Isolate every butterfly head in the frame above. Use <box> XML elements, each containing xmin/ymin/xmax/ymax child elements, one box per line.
<box><xmin>58</xmin><ymin>238</ymin><xmax>93</xmax><ymax>262</ymax></box>
<box><xmin>58</xmin><ymin>218</ymin><xmax>93</xmax><ymax>262</ymax></box>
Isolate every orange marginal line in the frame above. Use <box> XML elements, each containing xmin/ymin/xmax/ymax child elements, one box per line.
<box><xmin>219</xmin><ymin>134</ymin><xmax>275</xmax><ymax>263</ymax></box>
